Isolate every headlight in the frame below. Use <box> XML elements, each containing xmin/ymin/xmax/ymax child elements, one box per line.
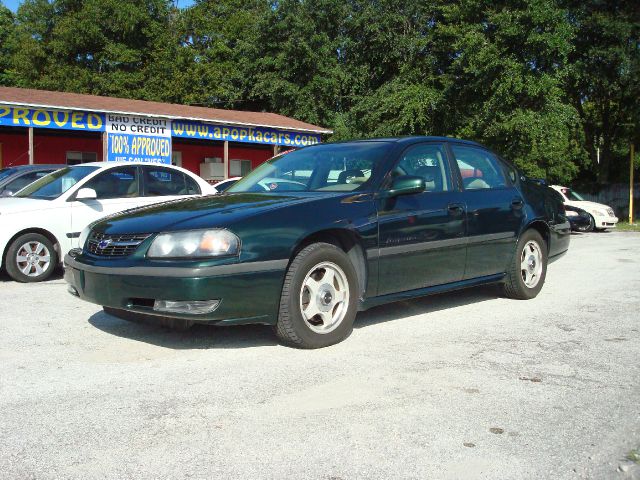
<box><xmin>79</xmin><ymin>226</ymin><xmax>91</xmax><ymax>249</ymax></box>
<box><xmin>147</xmin><ymin>229</ymin><xmax>240</xmax><ymax>258</ymax></box>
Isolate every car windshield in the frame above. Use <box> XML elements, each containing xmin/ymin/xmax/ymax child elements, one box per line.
<box><xmin>228</xmin><ymin>142</ymin><xmax>392</xmax><ymax>193</ymax></box>
<box><xmin>0</xmin><ymin>167</ymin><xmax>17</xmax><ymax>182</ymax></box>
<box><xmin>15</xmin><ymin>166</ymin><xmax>99</xmax><ymax>200</ymax></box>
<box><xmin>560</xmin><ymin>187</ymin><xmax>585</xmax><ymax>201</ymax></box>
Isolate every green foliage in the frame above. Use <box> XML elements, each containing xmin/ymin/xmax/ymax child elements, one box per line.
<box><xmin>0</xmin><ymin>3</ymin><xmax>14</xmax><ymax>85</ymax></box>
<box><xmin>0</xmin><ymin>0</ymin><xmax>637</xmax><ymax>184</ymax></box>
<box><xmin>563</xmin><ymin>0</ymin><xmax>640</xmax><ymax>182</ymax></box>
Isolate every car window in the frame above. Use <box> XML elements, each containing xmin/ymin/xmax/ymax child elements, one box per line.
<box><xmin>83</xmin><ymin>166</ymin><xmax>139</xmax><ymax>200</ymax></box>
<box><xmin>5</xmin><ymin>170</ymin><xmax>54</xmax><ymax>193</ymax></box>
<box><xmin>142</xmin><ymin>166</ymin><xmax>194</xmax><ymax>196</ymax></box>
<box><xmin>451</xmin><ymin>145</ymin><xmax>507</xmax><ymax>190</ymax></box>
<box><xmin>0</xmin><ymin>168</ymin><xmax>17</xmax><ymax>182</ymax></box>
<box><xmin>184</xmin><ymin>174</ymin><xmax>201</xmax><ymax>195</ymax></box>
<box><xmin>393</xmin><ymin>143</ymin><xmax>450</xmax><ymax>192</ymax></box>
<box><xmin>228</xmin><ymin>142</ymin><xmax>393</xmax><ymax>193</ymax></box>
<box><xmin>500</xmin><ymin>160</ymin><xmax>518</xmax><ymax>185</ymax></box>
<box><xmin>15</xmin><ymin>166</ymin><xmax>99</xmax><ymax>200</ymax></box>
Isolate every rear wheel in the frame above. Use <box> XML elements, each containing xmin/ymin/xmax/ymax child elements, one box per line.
<box><xmin>502</xmin><ymin>229</ymin><xmax>548</xmax><ymax>300</ymax></box>
<box><xmin>103</xmin><ymin>307</ymin><xmax>194</xmax><ymax>331</ymax></box>
<box><xmin>274</xmin><ymin>242</ymin><xmax>358</xmax><ymax>349</ymax></box>
<box><xmin>5</xmin><ymin>233</ymin><xmax>58</xmax><ymax>283</ymax></box>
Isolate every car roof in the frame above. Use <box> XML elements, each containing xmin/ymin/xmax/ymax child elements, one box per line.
<box><xmin>322</xmin><ymin>136</ymin><xmax>485</xmax><ymax>148</ymax></box>
<box><xmin>2</xmin><ymin>164</ymin><xmax>62</xmax><ymax>171</ymax></box>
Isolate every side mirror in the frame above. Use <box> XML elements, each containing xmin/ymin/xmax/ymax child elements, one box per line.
<box><xmin>1</xmin><ymin>190</ymin><xmax>13</xmax><ymax>197</ymax></box>
<box><xmin>75</xmin><ymin>188</ymin><xmax>98</xmax><ymax>200</ymax></box>
<box><xmin>385</xmin><ymin>175</ymin><xmax>426</xmax><ymax>197</ymax></box>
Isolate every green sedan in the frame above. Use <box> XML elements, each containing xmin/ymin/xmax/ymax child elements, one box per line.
<box><xmin>65</xmin><ymin>137</ymin><xmax>570</xmax><ymax>348</ymax></box>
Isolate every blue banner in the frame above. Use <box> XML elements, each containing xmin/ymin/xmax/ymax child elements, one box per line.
<box><xmin>107</xmin><ymin>133</ymin><xmax>171</xmax><ymax>164</ymax></box>
<box><xmin>0</xmin><ymin>105</ymin><xmax>322</xmax><ymax>148</ymax></box>
<box><xmin>171</xmin><ymin>120</ymin><xmax>321</xmax><ymax>147</ymax></box>
<box><xmin>0</xmin><ymin>106</ymin><xmax>104</xmax><ymax>131</ymax></box>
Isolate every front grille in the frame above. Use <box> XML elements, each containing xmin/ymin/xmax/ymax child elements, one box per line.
<box><xmin>607</xmin><ymin>208</ymin><xmax>615</xmax><ymax>217</ymax></box>
<box><xmin>86</xmin><ymin>232</ymin><xmax>151</xmax><ymax>257</ymax></box>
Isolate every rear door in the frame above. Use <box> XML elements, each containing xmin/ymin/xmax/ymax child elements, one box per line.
<box><xmin>376</xmin><ymin>142</ymin><xmax>467</xmax><ymax>295</ymax></box>
<box><xmin>140</xmin><ymin>165</ymin><xmax>201</xmax><ymax>204</ymax></box>
<box><xmin>449</xmin><ymin>143</ymin><xmax>522</xmax><ymax>279</ymax></box>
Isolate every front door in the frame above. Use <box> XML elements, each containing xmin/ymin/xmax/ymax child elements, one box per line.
<box><xmin>70</xmin><ymin>165</ymin><xmax>141</xmax><ymax>248</ymax></box>
<box><xmin>376</xmin><ymin>143</ymin><xmax>467</xmax><ymax>296</ymax></box>
<box><xmin>449</xmin><ymin>144</ymin><xmax>522</xmax><ymax>279</ymax></box>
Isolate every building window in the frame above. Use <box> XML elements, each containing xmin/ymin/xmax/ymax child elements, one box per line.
<box><xmin>230</xmin><ymin>159</ymin><xmax>252</xmax><ymax>177</ymax></box>
<box><xmin>66</xmin><ymin>151</ymin><xmax>97</xmax><ymax>165</ymax></box>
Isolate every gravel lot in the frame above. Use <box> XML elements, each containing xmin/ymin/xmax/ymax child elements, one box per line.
<box><xmin>1</xmin><ymin>232</ymin><xmax>639</xmax><ymax>479</ymax></box>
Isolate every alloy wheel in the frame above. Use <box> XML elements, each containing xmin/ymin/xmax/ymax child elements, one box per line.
<box><xmin>16</xmin><ymin>241</ymin><xmax>51</xmax><ymax>278</ymax></box>
<box><xmin>520</xmin><ymin>240</ymin><xmax>543</xmax><ymax>289</ymax></box>
<box><xmin>299</xmin><ymin>261</ymin><xmax>350</xmax><ymax>334</ymax></box>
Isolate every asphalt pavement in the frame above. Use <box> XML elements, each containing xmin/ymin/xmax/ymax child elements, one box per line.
<box><xmin>1</xmin><ymin>232</ymin><xmax>639</xmax><ymax>479</ymax></box>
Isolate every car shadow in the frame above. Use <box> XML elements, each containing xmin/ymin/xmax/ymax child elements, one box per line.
<box><xmin>355</xmin><ymin>285</ymin><xmax>500</xmax><ymax>329</ymax></box>
<box><xmin>88</xmin><ymin>285</ymin><xmax>501</xmax><ymax>350</ymax></box>
<box><xmin>88</xmin><ymin>310</ymin><xmax>279</xmax><ymax>350</ymax></box>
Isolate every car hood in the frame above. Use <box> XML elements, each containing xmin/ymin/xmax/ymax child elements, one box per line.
<box><xmin>0</xmin><ymin>196</ymin><xmax>58</xmax><ymax>215</ymax></box>
<box><xmin>97</xmin><ymin>192</ymin><xmax>336</xmax><ymax>234</ymax></box>
<box><xmin>565</xmin><ymin>200</ymin><xmax>612</xmax><ymax>211</ymax></box>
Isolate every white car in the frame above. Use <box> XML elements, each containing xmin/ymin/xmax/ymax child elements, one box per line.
<box><xmin>212</xmin><ymin>176</ymin><xmax>241</xmax><ymax>193</ymax></box>
<box><xmin>551</xmin><ymin>185</ymin><xmax>618</xmax><ymax>232</ymax></box>
<box><xmin>0</xmin><ymin>162</ymin><xmax>214</xmax><ymax>282</ymax></box>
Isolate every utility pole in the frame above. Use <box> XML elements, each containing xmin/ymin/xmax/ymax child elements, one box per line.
<box><xmin>630</xmin><ymin>143</ymin><xmax>635</xmax><ymax>224</ymax></box>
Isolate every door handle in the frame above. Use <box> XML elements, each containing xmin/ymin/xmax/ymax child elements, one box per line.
<box><xmin>511</xmin><ymin>198</ymin><xmax>524</xmax><ymax>209</ymax></box>
<box><xmin>447</xmin><ymin>204</ymin><xmax>464</xmax><ymax>216</ymax></box>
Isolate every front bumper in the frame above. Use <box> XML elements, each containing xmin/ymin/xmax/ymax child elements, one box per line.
<box><xmin>593</xmin><ymin>215</ymin><xmax>618</xmax><ymax>229</ymax></box>
<box><xmin>64</xmin><ymin>253</ymin><xmax>287</xmax><ymax>325</ymax></box>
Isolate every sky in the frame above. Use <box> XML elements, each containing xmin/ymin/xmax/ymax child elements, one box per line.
<box><xmin>2</xmin><ymin>0</ymin><xmax>195</xmax><ymax>12</ymax></box>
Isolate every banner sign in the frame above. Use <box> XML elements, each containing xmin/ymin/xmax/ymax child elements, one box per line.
<box><xmin>171</xmin><ymin>120</ymin><xmax>321</xmax><ymax>147</ymax></box>
<box><xmin>0</xmin><ymin>106</ymin><xmax>104</xmax><ymax>131</ymax></box>
<box><xmin>0</xmin><ymin>105</ymin><xmax>322</xmax><ymax>150</ymax></box>
<box><xmin>105</xmin><ymin>114</ymin><xmax>172</xmax><ymax>164</ymax></box>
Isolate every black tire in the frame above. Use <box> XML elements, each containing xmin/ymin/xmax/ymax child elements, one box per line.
<box><xmin>502</xmin><ymin>229</ymin><xmax>548</xmax><ymax>300</ymax></box>
<box><xmin>576</xmin><ymin>214</ymin><xmax>595</xmax><ymax>233</ymax></box>
<box><xmin>103</xmin><ymin>307</ymin><xmax>194</xmax><ymax>331</ymax></box>
<box><xmin>5</xmin><ymin>233</ymin><xmax>58</xmax><ymax>283</ymax></box>
<box><xmin>274</xmin><ymin>242</ymin><xmax>359</xmax><ymax>349</ymax></box>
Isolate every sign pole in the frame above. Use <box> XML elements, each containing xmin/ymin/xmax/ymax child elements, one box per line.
<box><xmin>630</xmin><ymin>143</ymin><xmax>635</xmax><ymax>224</ymax></box>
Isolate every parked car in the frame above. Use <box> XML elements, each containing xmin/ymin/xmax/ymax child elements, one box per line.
<box><xmin>0</xmin><ymin>164</ymin><xmax>62</xmax><ymax>197</ymax></box>
<box><xmin>0</xmin><ymin>162</ymin><xmax>214</xmax><ymax>282</ymax></box>
<box><xmin>212</xmin><ymin>177</ymin><xmax>241</xmax><ymax>193</ymax></box>
<box><xmin>550</xmin><ymin>185</ymin><xmax>618</xmax><ymax>231</ymax></box>
<box><xmin>65</xmin><ymin>137</ymin><xmax>570</xmax><ymax>348</ymax></box>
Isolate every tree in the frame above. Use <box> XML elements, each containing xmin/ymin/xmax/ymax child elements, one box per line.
<box><xmin>564</xmin><ymin>0</ymin><xmax>640</xmax><ymax>182</ymax></box>
<box><xmin>0</xmin><ymin>2</ymin><xmax>14</xmax><ymax>85</ymax></box>
<box><xmin>5</xmin><ymin>0</ymin><xmax>179</xmax><ymax>100</ymax></box>
<box><xmin>434</xmin><ymin>0</ymin><xmax>584</xmax><ymax>180</ymax></box>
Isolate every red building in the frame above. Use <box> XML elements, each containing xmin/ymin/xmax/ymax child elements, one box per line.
<box><xmin>0</xmin><ymin>87</ymin><xmax>331</xmax><ymax>181</ymax></box>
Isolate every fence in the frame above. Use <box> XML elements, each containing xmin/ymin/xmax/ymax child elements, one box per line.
<box><xmin>574</xmin><ymin>183</ymin><xmax>639</xmax><ymax>221</ymax></box>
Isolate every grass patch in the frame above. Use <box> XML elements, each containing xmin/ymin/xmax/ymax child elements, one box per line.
<box><xmin>616</xmin><ymin>222</ymin><xmax>640</xmax><ymax>232</ymax></box>
<box><xmin>628</xmin><ymin>449</ymin><xmax>640</xmax><ymax>464</ymax></box>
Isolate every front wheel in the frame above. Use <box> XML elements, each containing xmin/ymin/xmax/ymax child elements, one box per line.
<box><xmin>5</xmin><ymin>233</ymin><xmax>58</xmax><ymax>283</ymax></box>
<box><xmin>274</xmin><ymin>242</ymin><xmax>358</xmax><ymax>348</ymax></box>
<box><xmin>575</xmin><ymin>214</ymin><xmax>595</xmax><ymax>233</ymax></box>
<box><xmin>502</xmin><ymin>229</ymin><xmax>548</xmax><ymax>300</ymax></box>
